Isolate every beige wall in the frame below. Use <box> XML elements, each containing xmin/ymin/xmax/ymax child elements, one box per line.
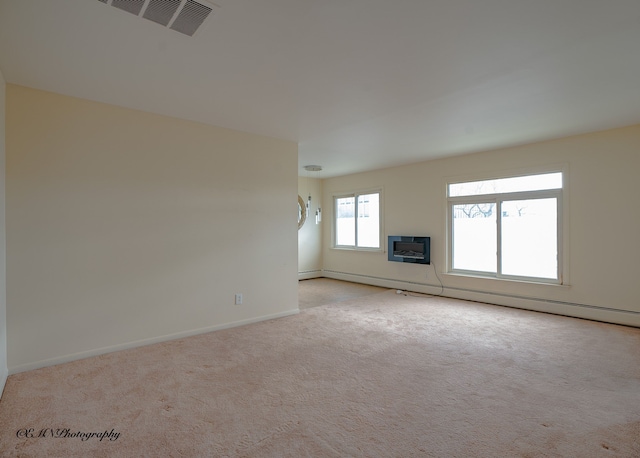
<box><xmin>0</xmin><ymin>71</ymin><xmax>7</xmax><ymax>394</ymax></box>
<box><xmin>323</xmin><ymin>124</ymin><xmax>640</xmax><ymax>326</ymax></box>
<box><xmin>6</xmin><ymin>85</ymin><xmax>299</xmax><ymax>372</ymax></box>
<box><xmin>298</xmin><ymin>176</ymin><xmax>322</xmax><ymax>278</ymax></box>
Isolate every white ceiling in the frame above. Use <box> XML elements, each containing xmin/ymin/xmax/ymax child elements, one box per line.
<box><xmin>1</xmin><ymin>0</ymin><xmax>640</xmax><ymax>178</ymax></box>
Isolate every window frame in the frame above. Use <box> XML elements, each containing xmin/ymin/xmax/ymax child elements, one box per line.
<box><xmin>332</xmin><ymin>188</ymin><xmax>383</xmax><ymax>251</ymax></box>
<box><xmin>446</xmin><ymin>171</ymin><xmax>565</xmax><ymax>285</ymax></box>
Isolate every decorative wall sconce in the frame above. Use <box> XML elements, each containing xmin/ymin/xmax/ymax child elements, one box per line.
<box><xmin>304</xmin><ymin>165</ymin><xmax>322</xmax><ymax>225</ymax></box>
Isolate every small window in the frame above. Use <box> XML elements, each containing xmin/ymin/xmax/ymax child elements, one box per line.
<box><xmin>448</xmin><ymin>172</ymin><xmax>563</xmax><ymax>283</ymax></box>
<box><xmin>334</xmin><ymin>191</ymin><xmax>381</xmax><ymax>249</ymax></box>
<box><xmin>449</xmin><ymin>173</ymin><xmax>563</xmax><ymax>197</ymax></box>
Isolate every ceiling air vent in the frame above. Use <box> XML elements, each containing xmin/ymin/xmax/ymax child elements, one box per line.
<box><xmin>98</xmin><ymin>0</ymin><xmax>218</xmax><ymax>37</ymax></box>
<box><xmin>143</xmin><ymin>0</ymin><xmax>182</xmax><ymax>27</ymax></box>
<box><xmin>112</xmin><ymin>0</ymin><xmax>145</xmax><ymax>16</ymax></box>
<box><xmin>170</xmin><ymin>0</ymin><xmax>213</xmax><ymax>37</ymax></box>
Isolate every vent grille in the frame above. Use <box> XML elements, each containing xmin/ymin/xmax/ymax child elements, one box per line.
<box><xmin>112</xmin><ymin>0</ymin><xmax>145</xmax><ymax>16</ymax></box>
<box><xmin>98</xmin><ymin>0</ymin><xmax>217</xmax><ymax>37</ymax></box>
<box><xmin>170</xmin><ymin>0</ymin><xmax>213</xmax><ymax>37</ymax></box>
<box><xmin>143</xmin><ymin>0</ymin><xmax>182</xmax><ymax>27</ymax></box>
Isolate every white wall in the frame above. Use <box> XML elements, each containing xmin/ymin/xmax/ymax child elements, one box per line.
<box><xmin>298</xmin><ymin>176</ymin><xmax>322</xmax><ymax>279</ymax></box>
<box><xmin>0</xmin><ymin>71</ymin><xmax>7</xmax><ymax>395</ymax></box>
<box><xmin>6</xmin><ymin>85</ymin><xmax>299</xmax><ymax>372</ymax></box>
<box><xmin>323</xmin><ymin>125</ymin><xmax>640</xmax><ymax>327</ymax></box>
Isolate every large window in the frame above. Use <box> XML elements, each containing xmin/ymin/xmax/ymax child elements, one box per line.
<box><xmin>448</xmin><ymin>172</ymin><xmax>563</xmax><ymax>283</ymax></box>
<box><xmin>334</xmin><ymin>191</ymin><xmax>381</xmax><ymax>249</ymax></box>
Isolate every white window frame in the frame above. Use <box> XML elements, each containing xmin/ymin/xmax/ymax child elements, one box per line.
<box><xmin>446</xmin><ymin>171</ymin><xmax>565</xmax><ymax>285</ymax></box>
<box><xmin>333</xmin><ymin>189</ymin><xmax>383</xmax><ymax>251</ymax></box>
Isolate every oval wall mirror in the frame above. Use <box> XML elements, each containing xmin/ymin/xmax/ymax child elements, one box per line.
<box><xmin>298</xmin><ymin>195</ymin><xmax>307</xmax><ymax>230</ymax></box>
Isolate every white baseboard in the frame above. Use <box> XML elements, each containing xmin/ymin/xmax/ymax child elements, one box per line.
<box><xmin>323</xmin><ymin>270</ymin><xmax>444</xmax><ymax>295</ymax></box>
<box><xmin>9</xmin><ymin>309</ymin><xmax>300</xmax><ymax>375</ymax></box>
<box><xmin>0</xmin><ymin>367</ymin><xmax>7</xmax><ymax>400</ymax></box>
<box><xmin>323</xmin><ymin>270</ymin><xmax>640</xmax><ymax>328</ymax></box>
<box><xmin>298</xmin><ymin>270</ymin><xmax>323</xmax><ymax>280</ymax></box>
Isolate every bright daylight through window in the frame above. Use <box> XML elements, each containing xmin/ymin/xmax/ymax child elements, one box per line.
<box><xmin>334</xmin><ymin>191</ymin><xmax>381</xmax><ymax>249</ymax></box>
<box><xmin>448</xmin><ymin>172</ymin><xmax>563</xmax><ymax>283</ymax></box>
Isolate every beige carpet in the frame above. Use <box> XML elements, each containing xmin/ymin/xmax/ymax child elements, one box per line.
<box><xmin>1</xmin><ymin>286</ymin><xmax>640</xmax><ymax>457</ymax></box>
<box><xmin>298</xmin><ymin>278</ymin><xmax>387</xmax><ymax>309</ymax></box>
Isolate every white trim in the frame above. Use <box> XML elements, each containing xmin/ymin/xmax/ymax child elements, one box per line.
<box><xmin>322</xmin><ymin>270</ymin><xmax>640</xmax><ymax>328</ymax></box>
<box><xmin>496</xmin><ymin>200</ymin><xmax>503</xmax><ymax>276</ymax></box>
<box><xmin>329</xmin><ymin>246</ymin><xmax>383</xmax><ymax>253</ymax></box>
<box><xmin>324</xmin><ymin>270</ymin><xmax>442</xmax><ymax>294</ymax></box>
<box><xmin>298</xmin><ymin>270</ymin><xmax>323</xmax><ymax>280</ymax></box>
<box><xmin>8</xmin><ymin>309</ymin><xmax>299</xmax><ymax>375</ymax></box>
<box><xmin>0</xmin><ymin>368</ymin><xmax>7</xmax><ymax>400</ymax></box>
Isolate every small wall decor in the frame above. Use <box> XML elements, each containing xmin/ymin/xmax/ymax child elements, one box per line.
<box><xmin>298</xmin><ymin>195</ymin><xmax>307</xmax><ymax>230</ymax></box>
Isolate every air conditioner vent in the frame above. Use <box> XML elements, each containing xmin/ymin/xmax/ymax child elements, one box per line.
<box><xmin>170</xmin><ymin>0</ymin><xmax>213</xmax><ymax>37</ymax></box>
<box><xmin>112</xmin><ymin>0</ymin><xmax>145</xmax><ymax>16</ymax></box>
<box><xmin>143</xmin><ymin>0</ymin><xmax>182</xmax><ymax>27</ymax></box>
<box><xmin>97</xmin><ymin>0</ymin><xmax>217</xmax><ymax>37</ymax></box>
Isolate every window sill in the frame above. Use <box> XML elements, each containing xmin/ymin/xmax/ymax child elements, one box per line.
<box><xmin>331</xmin><ymin>246</ymin><xmax>383</xmax><ymax>253</ymax></box>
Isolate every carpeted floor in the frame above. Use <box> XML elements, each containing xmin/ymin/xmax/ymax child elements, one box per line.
<box><xmin>298</xmin><ymin>278</ymin><xmax>387</xmax><ymax>309</ymax></box>
<box><xmin>1</xmin><ymin>281</ymin><xmax>639</xmax><ymax>457</ymax></box>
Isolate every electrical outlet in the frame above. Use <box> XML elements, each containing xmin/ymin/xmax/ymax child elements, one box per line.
<box><xmin>235</xmin><ymin>293</ymin><xmax>243</xmax><ymax>305</ymax></box>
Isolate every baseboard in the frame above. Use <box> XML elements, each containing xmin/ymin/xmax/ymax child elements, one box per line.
<box><xmin>0</xmin><ymin>367</ymin><xmax>7</xmax><ymax>400</ymax></box>
<box><xmin>9</xmin><ymin>309</ymin><xmax>300</xmax><ymax>375</ymax></box>
<box><xmin>323</xmin><ymin>270</ymin><xmax>443</xmax><ymax>295</ymax></box>
<box><xmin>298</xmin><ymin>270</ymin><xmax>323</xmax><ymax>280</ymax></box>
<box><xmin>323</xmin><ymin>270</ymin><xmax>640</xmax><ymax>328</ymax></box>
